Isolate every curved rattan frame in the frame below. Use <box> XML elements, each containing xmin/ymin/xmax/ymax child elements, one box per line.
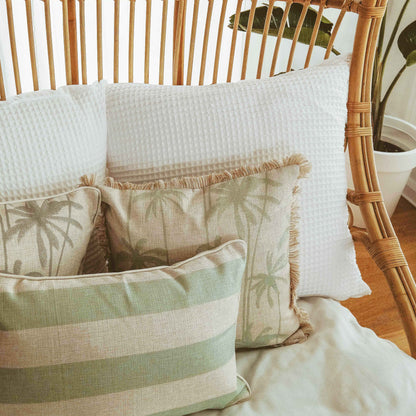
<box><xmin>346</xmin><ymin>0</ymin><xmax>416</xmax><ymax>357</ymax></box>
<box><xmin>1</xmin><ymin>0</ymin><xmax>415</xmax><ymax>357</ymax></box>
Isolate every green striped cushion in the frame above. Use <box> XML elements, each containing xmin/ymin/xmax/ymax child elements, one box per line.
<box><xmin>0</xmin><ymin>240</ymin><xmax>250</xmax><ymax>416</ymax></box>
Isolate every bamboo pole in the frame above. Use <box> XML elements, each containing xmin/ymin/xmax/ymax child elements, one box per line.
<box><xmin>177</xmin><ymin>0</ymin><xmax>187</xmax><ymax>85</ymax></box>
<box><xmin>97</xmin><ymin>0</ymin><xmax>103</xmax><ymax>81</ymax></box>
<box><xmin>212</xmin><ymin>0</ymin><xmax>228</xmax><ymax>84</ymax></box>
<box><xmin>227</xmin><ymin>0</ymin><xmax>242</xmax><ymax>82</ymax></box>
<box><xmin>79</xmin><ymin>0</ymin><xmax>87</xmax><ymax>84</ymax></box>
<box><xmin>325</xmin><ymin>0</ymin><xmax>348</xmax><ymax>59</ymax></box>
<box><xmin>68</xmin><ymin>0</ymin><xmax>78</xmax><ymax>84</ymax></box>
<box><xmin>114</xmin><ymin>0</ymin><xmax>120</xmax><ymax>83</ymax></box>
<box><xmin>199</xmin><ymin>0</ymin><xmax>214</xmax><ymax>85</ymax></box>
<box><xmin>159</xmin><ymin>0</ymin><xmax>168</xmax><ymax>84</ymax></box>
<box><xmin>0</xmin><ymin>60</ymin><xmax>6</xmax><ymax>100</ymax></box>
<box><xmin>270</xmin><ymin>0</ymin><xmax>292</xmax><ymax>76</ymax></box>
<box><xmin>304</xmin><ymin>0</ymin><xmax>325</xmax><ymax>68</ymax></box>
<box><xmin>5</xmin><ymin>0</ymin><xmax>21</xmax><ymax>94</ymax></box>
<box><xmin>62</xmin><ymin>0</ymin><xmax>72</xmax><ymax>85</ymax></box>
<box><xmin>43</xmin><ymin>0</ymin><xmax>56</xmax><ymax>89</ymax></box>
<box><xmin>241</xmin><ymin>0</ymin><xmax>258</xmax><ymax>80</ymax></box>
<box><xmin>257</xmin><ymin>0</ymin><xmax>275</xmax><ymax>79</ymax></box>
<box><xmin>186</xmin><ymin>0</ymin><xmax>200</xmax><ymax>85</ymax></box>
<box><xmin>286</xmin><ymin>0</ymin><xmax>310</xmax><ymax>72</ymax></box>
<box><xmin>144</xmin><ymin>0</ymin><xmax>152</xmax><ymax>83</ymax></box>
<box><xmin>173</xmin><ymin>0</ymin><xmax>185</xmax><ymax>85</ymax></box>
<box><xmin>25</xmin><ymin>0</ymin><xmax>39</xmax><ymax>90</ymax></box>
<box><xmin>128</xmin><ymin>0</ymin><xmax>136</xmax><ymax>82</ymax></box>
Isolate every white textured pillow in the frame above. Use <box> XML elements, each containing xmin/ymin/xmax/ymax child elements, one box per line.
<box><xmin>105</xmin><ymin>55</ymin><xmax>369</xmax><ymax>300</ymax></box>
<box><xmin>0</xmin><ymin>82</ymin><xmax>107</xmax><ymax>201</ymax></box>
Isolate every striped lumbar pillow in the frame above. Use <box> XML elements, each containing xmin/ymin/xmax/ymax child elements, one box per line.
<box><xmin>0</xmin><ymin>240</ymin><xmax>250</xmax><ymax>416</ymax></box>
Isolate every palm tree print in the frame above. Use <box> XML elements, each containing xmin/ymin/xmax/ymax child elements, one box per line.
<box><xmin>239</xmin><ymin>324</ymin><xmax>277</xmax><ymax>348</ymax></box>
<box><xmin>134</xmin><ymin>189</ymin><xmax>185</xmax><ymax>264</ymax></box>
<box><xmin>0</xmin><ymin>259</ymin><xmax>43</xmax><ymax>277</ymax></box>
<box><xmin>208</xmin><ymin>174</ymin><xmax>282</xmax><ymax>343</ymax></box>
<box><xmin>115</xmin><ymin>238</ymin><xmax>167</xmax><ymax>270</ymax></box>
<box><xmin>5</xmin><ymin>199</ymin><xmax>82</xmax><ymax>275</ymax></box>
<box><xmin>251</xmin><ymin>248</ymin><xmax>288</xmax><ymax>342</ymax></box>
<box><xmin>208</xmin><ymin>176</ymin><xmax>280</xmax><ymax>239</ymax></box>
<box><xmin>0</xmin><ymin>215</ymin><xmax>8</xmax><ymax>273</ymax></box>
<box><xmin>251</xmin><ymin>251</ymin><xmax>287</xmax><ymax>308</ymax></box>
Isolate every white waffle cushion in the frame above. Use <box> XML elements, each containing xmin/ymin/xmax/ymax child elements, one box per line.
<box><xmin>105</xmin><ymin>55</ymin><xmax>370</xmax><ymax>300</ymax></box>
<box><xmin>0</xmin><ymin>82</ymin><xmax>107</xmax><ymax>201</ymax></box>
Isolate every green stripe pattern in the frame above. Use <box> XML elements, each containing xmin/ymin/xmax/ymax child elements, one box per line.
<box><xmin>0</xmin><ymin>240</ymin><xmax>249</xmax><ymax>416</ymax></box>
<box><xmin>0</xmin><ymin>258</ymin><xmax>243</xmax><ymax>331</ymax></box>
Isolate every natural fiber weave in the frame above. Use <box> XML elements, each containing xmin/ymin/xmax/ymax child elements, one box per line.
<box><xmin>347</xmin><ymin>102</ymin><xmax>372</xmax><ymax>113</ymax></box>
<box><xmin>352</xmin><ymin>231</ymin><xmax>408</xmax><ymax>273</ymax></box>
<box><xmin>345</xmin><ymin>126</ymin><xmax>373</xmax><ymax>138</ymax></box>
<box><xmin>357</xmin><ymin>4</ymin><xmax>387</xmax><ymax>19</ymax></box>
<box><xmin>347</xmin><ymin>189</ymin><xmax>383</xmax><ymax>205</ymax></box>
<box><xmin>368</xmin><ymin>238</ymin><xmax>408</xmax><ymax>273</ymax></box>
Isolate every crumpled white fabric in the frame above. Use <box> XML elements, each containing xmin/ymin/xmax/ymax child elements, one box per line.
<box><xmin>197</xmin><ymin>297</ymin><xmax>416</xmax><ymax>416</ymax></box>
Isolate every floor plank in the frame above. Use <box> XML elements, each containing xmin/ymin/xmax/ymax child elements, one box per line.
<box><xmin>342</xmin><ymin>197</ymin><xmax>416</xmax><ymax>356</ymax></box>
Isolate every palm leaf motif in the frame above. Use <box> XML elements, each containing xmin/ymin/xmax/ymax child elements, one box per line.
<box><xmin>134</xmin><ymin>189</ymin><xmax>185</xmax><ymax>263</ymax></box>
<box><xmin>208</xmin><ymin>176</ymin><xmax>280</xmax><ymax>239</ymax></box>
<box><xmin>209</xmin><ymin>173</ymin><xmax>282</xmax><ymax>346</ymax></box>
<box><xmin>229</xmin><ymin>4</ymin><xmax>340</xmax><ymax>57</ymax></box>
<box><xmin>0</xmin><ymin>259</ymin><xmax>43</xmax><ymax>277</ymax></box>
<box><xmin>5</xmin><ymin>199</ymin><xmax>82</xmax><ymax>269</ymax></box>
<box><xmin>240</xmin><ymin>324</ymin><xmax>278</xmax><ymax>347</ymax></box>
<box><xmin>115</xmin><ymin>238</ymin><xmax>167</xmax><ymax>270</ymax></box>
<box><xmin>251</xmin><ymin>250</ymin><xmax>287</xmax><ymax>308</ymax></box>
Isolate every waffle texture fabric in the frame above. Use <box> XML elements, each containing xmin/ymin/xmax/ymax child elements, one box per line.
<box><xmin>0</xmin><ymin>240</ymin><xmax>250</xmax><ymax>416</ymax></box>
<box><xmin>105</xmin><ymin>55</ymin><xmax>369</xmax><ymax>300</ymax></box>
<box><xmin>0</xmin><ymin>82</ymin><xmax>107</xmax><ymax>202</ymax></box>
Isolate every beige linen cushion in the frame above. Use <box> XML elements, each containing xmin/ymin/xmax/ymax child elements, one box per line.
<box><xmin>99</xmin><ymin>156</ymin><xmax>312</xmax><ymax>348</ymax></box>
<box><xmin>0</xmin><ymin>187</ymin><xmax>100</xmax><ymax>276</ymax></box>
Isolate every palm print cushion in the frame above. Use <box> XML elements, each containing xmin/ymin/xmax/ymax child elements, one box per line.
<box><xmin>100</xmin><ymin>156</ymin><xmax>312</xmax><ymax>349</ymax></box>
<box><xmin>0</xmin><ymin>187</ymin><xmax>100</xmax><ymax>277</ymax></box>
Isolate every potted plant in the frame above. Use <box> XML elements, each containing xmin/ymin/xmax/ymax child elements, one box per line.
<box><xmin>230</xmin><ymin>2</ymin><xmax>416</xmax><ymax>225</ymax></box>
<box><xmin>369</xmin><ymin>0</ymin><xmax>416</xmax><ymax>222</ymax></box>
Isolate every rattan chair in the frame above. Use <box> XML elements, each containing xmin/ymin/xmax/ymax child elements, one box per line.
<box><xmin>0</xmin><ymin>0</ymin><xmax>415</xmax><ymax>358</ymax></box>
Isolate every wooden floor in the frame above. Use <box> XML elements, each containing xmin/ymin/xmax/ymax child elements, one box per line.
<box><xmin>342</xmin><ymin>197</ymin><xmax>416</xmax><ymax>356</ymax></box>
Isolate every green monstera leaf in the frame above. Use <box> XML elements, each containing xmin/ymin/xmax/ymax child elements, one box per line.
<box><xmin>398</xmin><ymin>20</ymin><xmax>416</xmax><ymax>66</ymax></box>
<box><xmin>229</xmin><ymin>4</ymin><xmax>339</xmax><ymax>55</ymax></box>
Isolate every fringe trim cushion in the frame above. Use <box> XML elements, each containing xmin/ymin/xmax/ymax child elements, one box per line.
<box><xmin>96</xmin><ymin>155</ymin><xmax>313</xmax><ymax>348</ymax></box>
<box><xmin>0</xmin><ymin>240</ymin><xmax>250</xmax><ymax>416</ymax></box>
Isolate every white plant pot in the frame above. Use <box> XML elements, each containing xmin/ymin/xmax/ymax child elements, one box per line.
<box><xmin>346</xmin><ymin>115</ymin><xmax>416</xmax><ymax>228</ymax></box>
